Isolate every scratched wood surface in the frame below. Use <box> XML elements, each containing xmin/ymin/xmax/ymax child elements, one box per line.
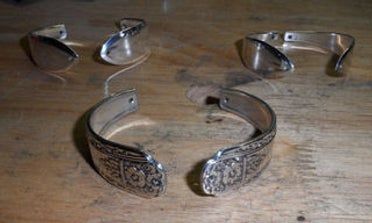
<box><xmin>0</xmin><ymin>0</ymin><xmax>372</xmax><ymax>222</ymax></box>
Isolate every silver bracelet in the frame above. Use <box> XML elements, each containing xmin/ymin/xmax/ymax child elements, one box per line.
<box><xmin>243</xmin><ymin>31</ymin><xmax>355</xmax><ymax>76</ymax></box>
<box><xmin>86</xmin><ymin>89</ymin><xmax>276</xmax><ymax>198</ymax></box>
<box><xmin>28</xmin><ymin>24</ymin><xmax>79</xmax><ymax>72</ymax></box>
<box><xmin>100</xmin><ymin>18</ymin><xmax>149</xmax><ymax>65</ymax></box>
<box><xmin>27</xmin><ymin>18</ymin><xmax>148</xmax><ymax>71</ymax></box>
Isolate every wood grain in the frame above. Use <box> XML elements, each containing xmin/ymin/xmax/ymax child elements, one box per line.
<box><xmin>0</xmin><ymin>0</ymin><xmax>371</xmax><ymax>222</ymax></box>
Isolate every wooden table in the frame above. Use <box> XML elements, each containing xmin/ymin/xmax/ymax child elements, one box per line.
<box><xmin>0</xmin><ymin>1</ymin><xmax>371</xmax><ymax>222</ymax></box>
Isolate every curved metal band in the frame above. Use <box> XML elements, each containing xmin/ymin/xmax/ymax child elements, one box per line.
<box><xmin>100</xmin><ymin>18</ymin><xmax>148</xmax><ymax>65</ymax></box>
<box><xmin>28</xmin><ymin>24</ymin><xmax>79</xmax><ymax>72</ymax></box>
<box><xmin>243</xmin><ymin>31</ymin><xmax>355</xmax><ymax>76</ymax></box>
<box><xmin>86</xmin><ymin>89</ymin><xmax>276</xmax><ymax>198</ymax></box>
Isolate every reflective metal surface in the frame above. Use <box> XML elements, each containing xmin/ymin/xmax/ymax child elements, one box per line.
<box><xmin>87</xmin><ymin>88</ymin><xmax>276</xmax><ymax>198</ymax></box>
<box><xmin>100</xmin><ymin>18</ymin><xmax>150</xmax><ymax>66</ymax></box>
<box><xmin>243</xmin><ymin>31</ymin><xmax>355</xmax><ymax>76</ymax></box>
<box><xmin>28</xmin><ymin>24</ymin><xmax>79</xmax><ymax>72</ymax></box>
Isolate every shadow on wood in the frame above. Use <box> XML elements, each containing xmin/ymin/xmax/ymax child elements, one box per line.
<box><xmin>186</xmin><ymin>159</ymin><xmax>210</xmax><ymax>196</ymax></box>
<box><xmin>72</xmin><ymin>109</ymin><xmax>96</xmax><ymax>171</ymax></box>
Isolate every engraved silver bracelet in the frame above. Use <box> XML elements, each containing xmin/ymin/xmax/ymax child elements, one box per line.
<box><xmin>86</xmin><ymin>88</ymin><xmax>276</xmax><ymax>198</ymax></box>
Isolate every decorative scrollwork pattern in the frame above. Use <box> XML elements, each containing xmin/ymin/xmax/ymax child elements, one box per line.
<box><xmin>87</xmin><ymin>133</ymin><xmax>166</xmax><ymax>198</ymax></box>
<box><xmin>201</xmin><ymin>131</ymin><xmax>275</xmax><ymax>195</ymax></box>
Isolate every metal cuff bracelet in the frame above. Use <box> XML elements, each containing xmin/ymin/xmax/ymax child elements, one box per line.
<box><xmin>100</xmin><ymin>18</ymin><xmax>149</xmax><ymax>66</ymax></box>
<box><xmin>243</xmin><ymin>31</ymin><xmax>355</xmax><ymax>76</ymax></box>
<box><xmin>27</xmin><ymin>18</ymin><xmax>148</xmax><ymax>71</ymax></box>
<box><xmin>86</xmin><ymin>89</ymin><xmax>276</xmax><ymax>198</ymax></box>
<box><xmin>28</xmin><ymin>24</ymin><xmax>79</xmax><ymax>72</ymax></box>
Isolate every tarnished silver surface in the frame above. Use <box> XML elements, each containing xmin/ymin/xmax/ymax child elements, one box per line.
<box><xmin>87</xmin><ymin>89</ymin><xmax>276</xmax><ymax>198</ymax></box>
<box><xmin>28</xmin><ymin>24</ymin><xmax>79</xmax><ymax>72</ymax></box>
<box><xmin>243</xmin><ymin>31</ymin><xmax>355</xmax><ymax>76</ymax></box>
<box><xmin>100</xmin><ymin>18</ymin><xmax>149</xmax><ymax>65</ymax></box>
<box><xmin>201</xmin><ymin>89</ymin><xmax>276</xmax><ymax>195</ymax></box>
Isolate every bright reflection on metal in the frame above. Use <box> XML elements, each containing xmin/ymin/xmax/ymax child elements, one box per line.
<box><xmin>63</xmin><ymin>41</ymin><xmax>86</xmax><ymax>47</ymax></box>
<box><xmin>123</xmin><ymin>38</ymin><xmax>131</xmax><ymax>57</ymax></box>
<box><xmin>282</xmin><ymin>44</ymin><xmax>328</xmax><ymax>54</ymax></box>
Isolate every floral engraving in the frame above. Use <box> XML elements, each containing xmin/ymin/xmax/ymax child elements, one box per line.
<box><xmin>202</xmin><ymin>131</ymin><xmax>275</xmax><ymax>195</ymax></box>
<box><xmin>87</xmin><ymin>133</ymin><xmax>166</xmax><ymax>198</ymax></box>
